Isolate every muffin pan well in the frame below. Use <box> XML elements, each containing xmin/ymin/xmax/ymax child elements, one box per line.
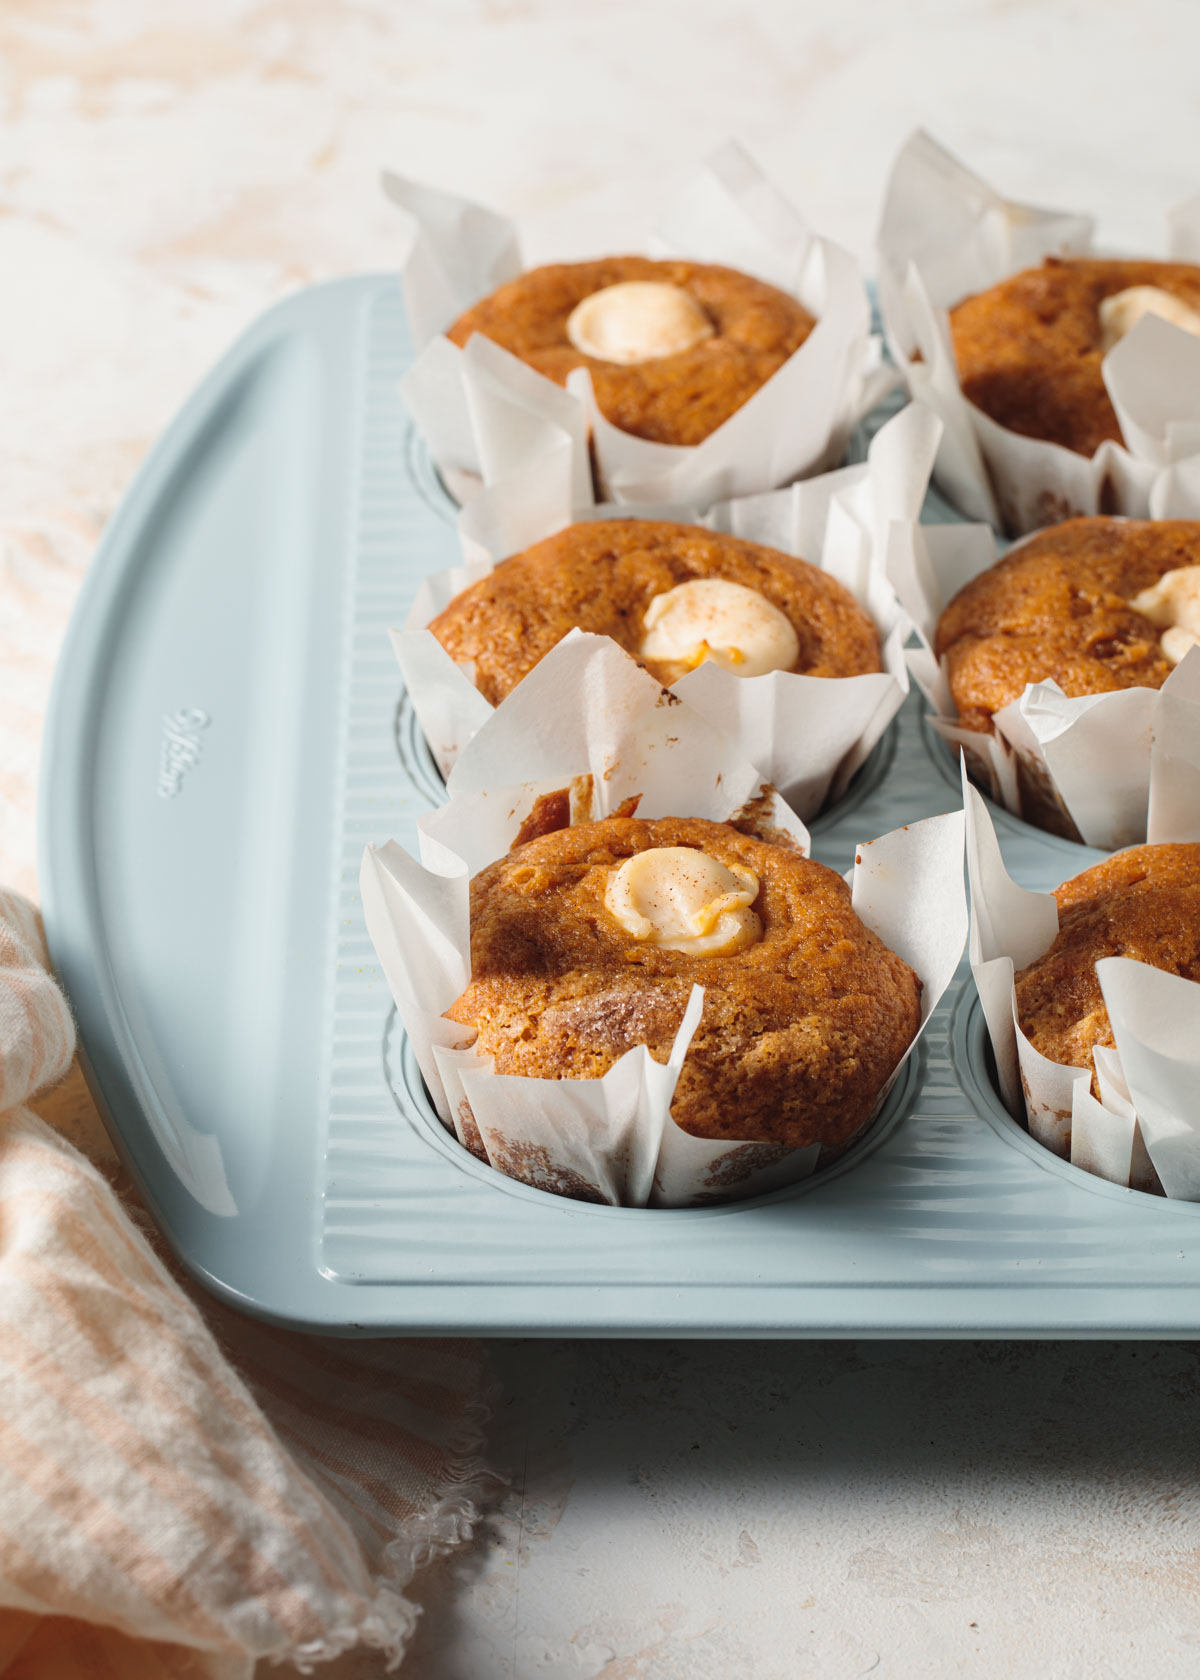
<box><xmin>947</xmin><ymin>986</ymin><xmax>1188</xmax><ymax>1214</ymax></box>
<box><xmin>380</xmin><ymin>1013</ymin><xmax>924</xmax><ymax>1224</ymax></box>
<box><xmin>919</xmin><ymin>710</ymin><xmax>1107</xmax><ymax>870</ymax></box>
<box><xmin>39</xmin><ymin>274</ymin><xmax>1200</xmax><ymax>1335</ymax></box>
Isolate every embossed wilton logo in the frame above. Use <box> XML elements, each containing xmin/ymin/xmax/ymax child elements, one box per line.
<box><xmin>158</xmin><ymin>708</ymin><xmax>209</xmax><ymax>798</ymax></box>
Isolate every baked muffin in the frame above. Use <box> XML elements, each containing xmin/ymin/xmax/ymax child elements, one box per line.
<box><xmin>429</xmin><ymin>518</ymin><xmax>882</xmax><ymax>706</ymax></box>
<box><xmin>1015</xmin><ymin>843</ymin><xmax>1200</xmax><ymax>1087</ymax></box>
<box><xmin>935</xmin><ymin>517</ymin><xmax>1200</xmax><ymax>733</ymax></box>
<box><xmin>950</xmin><ymin>258</ymin><xmax>1200</xmax><ymax>457</ymax></box>
<box><xmin>445</xmin><ymin>811</ymin><xmax>922</xmax><ymax>1151</ymax></box>
<box><xmin>445</xmin><ymin>257</ymin><xmax>814</xmax><ymax>447</ymax></box>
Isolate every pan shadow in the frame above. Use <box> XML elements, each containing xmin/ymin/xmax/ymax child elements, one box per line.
<box><xmin>401</xmin><ymin>1338</ymin><xmax>1200</xmax><ymax>1678</ymax></box>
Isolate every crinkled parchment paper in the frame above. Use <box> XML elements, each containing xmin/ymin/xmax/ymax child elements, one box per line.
<box><xmin>966</xmin><ymin>770</ymin><xmax>1200</xmax><ymax>1197</ymax></box>
<box><xmin>387</xmin><ymin>141</ymin><xmax>893</xmax><ymax>510</ymax></box>
<box><xmin>393</xmin><ymin>404</ymin><xmax>938</xmax><ymax>816</ymax></box>
<box><xmin>890</xmin><ymin>506</ymin><xmax>1200</xmax><ymax>850</ymax></box>
<box><xmin>364</xmin><ymin>635</ymin><xmax>967</xmax><ymax>1207</ymax></box>
<box><xmin>878</xmin><ymin>129</ymin><xmax>1200</xmax><ymax>535</ymax></box>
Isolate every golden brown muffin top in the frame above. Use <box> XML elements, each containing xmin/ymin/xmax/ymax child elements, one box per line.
<box><xmin>1015</xmin><ymin>843</ymin><xmax>1200</xmax><ymax>1083</ymax></box>
<box><xmin>934</xmin><ymin>517</ymin><xmax>1197</xmax><ymax>732</ymax></box>
<box><xmin>445</xmin><ymin>813</ymin><xmax>922</xmax><ymax>1151</ymax></box>
<box><xmin>430</xmin><ymin>518</ymin><xmax>882</xmax><ymax>707</ymax></box>
<box><xmin>950</xmin><ymin>257</ymin><xmax>1200</xmax><ymax>457</ymax></box>
<box><xmin>445</xmin><ymin>256</ymin><xmax>814</xmax><ymax>448</ymax></box>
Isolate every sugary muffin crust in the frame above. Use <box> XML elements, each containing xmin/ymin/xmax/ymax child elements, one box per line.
<box><xmin>950</xmin><ymin>258</ymin><xmax>1200</xmax><ymax>457</ymax></box>
<box><xmin>1015</xmin><ymin>843</ymin><xmax>1200</xmax><ymax>1082</ymax></box>
<box><xmin>429</xmin><ymin>518</ymin><xmax>882</xmax><ymax>706</ymax></box>
<box><xmin>445</xmin><ymin>814</ymin><xmax>922</xmax><ymax>1150</ymax></box>
<box><xmin>934</xmin><ymin>517</ymin><xmax>1199</xmax><ymax>733</ymax></box>
<box><xmin>446</xmin><ymin>257</ymin><xmax>814</xmax><ymax>447</ymax></box>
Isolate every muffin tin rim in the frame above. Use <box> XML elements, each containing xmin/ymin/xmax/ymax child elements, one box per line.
<box><xmin>404</xmin><ymin>413</ymin><xmax>459</xmax><ymax>526</ymax></box>
<box><xmin>384</xmin><ymin>1007</ymin><xmax>926</xmax><ymax>1219</ymax></box>
<box><xmin>948</xmin><ymin>981</ymin><xmax>1191</xmax><ymax>1215</ymax></box>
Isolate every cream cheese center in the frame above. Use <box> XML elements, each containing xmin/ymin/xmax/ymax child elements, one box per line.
<box><xmin>1099</xmin><ymin>286</ymin><xmax>1200</xmax><ymax>353</ymax></box>
<box><xmin>605</xmin><ymin>846</ymin><xmax>762</xmax><ymax>957</ymax></box>
<box><xmin>566</xmin><ymin>281</ymin><xmax>714</xmax><ymax>365</ymax></box>
<box><xmin>639</xmin><ymin>578</ymin><xmax>800</xmax><ymax>683</ymax></box>
<box><xmin>1130</xmin><ymin>564</ymin><xmax>1200</xmax><ymax>664</ymax></box>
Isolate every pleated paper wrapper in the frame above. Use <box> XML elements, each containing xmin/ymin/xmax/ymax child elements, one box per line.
<box><xmin>965</xmin><ymin>765</ymin><xmax>1200</xmax><ymax>1198</ymax></box>
<box><xmin>392</xmin><ymin>404</ymin><xmax>937</xmax><ymax>820</ymax></box>
<box><xmin>889</xmin><ymin>506</ymin><xmax>1200</xmax><ymax>851</ymax></box>
<box><xmin>877</xmin><ymin>129</ymin><xmax>1200</xmax><ymax>536</ymax></box>
<box><xmin>362</xmin><ymin>635</ymin><xmax>967</xmax><ymax>1208</ymax></box>
<box><xmin>386</xmin><ymin>141</ymin><xmax>894</xmax><ymax>510</ymax></box>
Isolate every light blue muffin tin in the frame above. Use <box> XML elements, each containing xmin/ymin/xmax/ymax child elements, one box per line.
<box><xmin>39</xmin><ymin>275</ymin><xmax>1200</xmax><ymax>1337</ymax></box>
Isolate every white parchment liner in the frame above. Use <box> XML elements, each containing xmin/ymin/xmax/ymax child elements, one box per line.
<box><xmin>386</xmin><ymin>141</ymin><xmax>893</xmax><ymax>510</ymax></box>
<box><xmin>363</xmin><ymin>634</ymin><xmax>967</xmax><ymax>1208</ymax></box>
<box><xmin>890</xmin><ymin>506</ymin><xmax>1200</xmax><ymax>851</ymax></box>
<box><xmin>965</xmin><ymin>756</ymin><xmax>1200</xmax><ymax>1198</ymax></box>
<box><xmin>877</xmin><ymin>130</ymin><xmax>1200</xmax><ymax>536</ymax></box>
<box><xmin>393</xmin><ymin>404</ymin><xmax>937</xmax><ymax>818</ymax></box>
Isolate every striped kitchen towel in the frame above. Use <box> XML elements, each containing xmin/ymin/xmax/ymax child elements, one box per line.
<box><xmin>0</xmin><ymin>887</ymin><xmax>491</xmax><ymax>1678</ymax></box>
